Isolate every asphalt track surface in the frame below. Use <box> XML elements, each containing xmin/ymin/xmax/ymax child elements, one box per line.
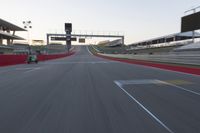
<box><xmin>0</xmin><ymin>45</ymin><xmax>200</xmax><ymax>133</ymax></box>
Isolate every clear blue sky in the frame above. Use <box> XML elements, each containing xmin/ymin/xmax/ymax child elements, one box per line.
<box><xmin>1</xmin><ymin>0</ymin><xmax>200</xmax><ymax>44</ymax></box>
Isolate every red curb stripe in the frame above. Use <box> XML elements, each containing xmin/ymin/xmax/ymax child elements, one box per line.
<box><xmin>95</xmin><ymin>53</ymin><xmax>200</xmax><ymax>76</ymax></box>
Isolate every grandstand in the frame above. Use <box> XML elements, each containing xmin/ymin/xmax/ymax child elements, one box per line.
<box><xmin>0</xmin><ymin>18</ymin><xmax>26</xmax><ymax>45</ymax></box>
<box><xmin>47</xmin><ymin>43</ymin><xmax>67</xmax><ymax>54</ymax></box>
<box><xmin>0</xmin><ymin>18</ymin><xmax>26</xmax><ymax>54</ymax></box>
<box><xmin>97</xmin><ymin>39</ymin><xmax>123</xmax><ymax>47</ymax></box>
<box><xmin>93</xmin><ymin>45</ymin><xmax>127</xmax><ymax>54</ymax></box>
<box><xmin>106</xmin><ymin>39</ymin><xmax>123</xmax><ymax>47</ymax></box>
<box><xmin>97</xmin><ymin>40</ymin><xmax>110</xmax><ymax>46</ymax></box>
<box><xmin>129</xmin><ymin>31</ymin><xmax>200</xmax><ymax>49</ymax></box>
<box><xmin>0</xmin><ymin>44</ymin><xmax>13</xmax><ymax>54</ymax></box>
<box><xmin>93</xmin><ymin>39</ymin><xmax>125</xmax><ymax>54</ymax></box>
<box><xmin>126</xmin><ymin>31</ymin><xmax>200</xmax><ymax>54</ymax></box>
<box><xmin>12</xmin><ymin>43</ymin><xmax>30</xmax><ymax>54</ymax></box>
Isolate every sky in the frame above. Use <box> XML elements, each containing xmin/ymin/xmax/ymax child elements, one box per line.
<box><xmin>1</xmin><ymin>0</ymin><xmax>200</xmax><ymax>44</ymax></box>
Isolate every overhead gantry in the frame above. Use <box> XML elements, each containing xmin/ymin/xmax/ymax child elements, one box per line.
<box><xmin>46</xmin><ymin>23</ymin><xmax>125</xmax><ymax>52</ymax></box>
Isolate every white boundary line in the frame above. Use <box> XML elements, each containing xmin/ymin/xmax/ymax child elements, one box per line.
<box><xmin>15</xmin><ymin>68</ymin><xmax>35</xmax><ymax>70</ymax></box>
<box><xmin>41</xmin><ymin>61</ymin><xmax>110</xmax><ymax>64</ymax></box>
<box><xmin>114</xmin><ymin>81</ymin><xmax>174</xmax><ymax>133</ymax></box>
<box><xmin>116</xmin><ymin>79</ymin><xmax>200</xmax><ymax>96</ymax></box>
<box><xmin>24</xmin><ymin>67</ymin><xmax>41</xmax><ymax>73</ymax></box>
<box><xmin>156</xmin><ymin>80</ymin><xmax>200</xmax><ymax>96</ymax></box>
<box><xmin>91</xmin><ymin>45</ymin><xmax>100</xmax><ymax>52</ymax></box>
<box><xmin>87</xmin><ymin>46</ymin><xmax>93</xmax><ymax>55</ymax></box>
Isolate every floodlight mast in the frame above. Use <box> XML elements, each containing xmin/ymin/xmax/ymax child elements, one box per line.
<box><xmin>185</xmin><ymin>6</ymin><xmax>200</xmax><ymax>43</ymax></box>
<box><xmin>22</xmin><ymin>20</ymin><xmax>32</xmax><ymax>54</ymax></box>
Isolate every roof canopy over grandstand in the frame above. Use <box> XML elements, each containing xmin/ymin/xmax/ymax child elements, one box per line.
<box><xmin>130</xmin><ymin>31</ymin><xmax>200</xmax><ymax>46</ymax></box>
<box><xmin>0</xmin><ymin>19</ymin><xmax>26</xmax><ymax>31</ymax></box>
<box><xmin>0</xmin><ymin>18</ymin><xmax>26</xmax><ymax>45</ymax></box>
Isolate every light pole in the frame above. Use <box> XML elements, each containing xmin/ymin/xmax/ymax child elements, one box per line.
<box><xmin>23</xmin><ymin>21</ymin><xmax>32</xmax><ymax>45</ymax></box>
<box><xmin>23</xmin><ymin>21</ymin><xmax>32</xmax><ymax>54</ymax></box>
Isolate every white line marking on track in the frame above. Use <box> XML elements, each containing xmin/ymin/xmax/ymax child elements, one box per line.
<box><xmin>116</xmin><ymin>79</ymin><xmax>200</xmax><ymax>96</ymax></box>
<box><xmin>87</xmin><ymin>46</ymin><xmax>93</xmax><ymax>55</ymax></box>
<box><xmin>24</xmin><ymin>67</ymin><xmax>41</xmax><ymax>73</ymax></box>
<box><xmin>114</xmin><ymin>81</ymin><xmax>174</xmax><ymax>133</ymax></box>
<box><xmin>91</xmin><ymin>45</ymin><xmax>100</xmax><ymax>52</ymax></box>
<box><xmin>156</xmin><ymin>80</ymin><xmax>200</xmax><ymax>96</ymax></box>
<box><xmin>15</xmin><ymin>68</ymin><xmax>35</xmax><ymax>70</ymax></box>
<box><xmin>41</xmin><ymin>61</ymin><xmax>113</xmax><ymax>65</ymax></box>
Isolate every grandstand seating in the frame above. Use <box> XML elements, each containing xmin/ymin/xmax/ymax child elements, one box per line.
<box><xmin>0</xmin><ymin>45</ymin><xmax>14</xmax><ymax>54</ymax></box>
<box><xmin>106</xmin><ymin>39</ymin><xmax>123</xmax><ymax>47</ymax></box>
